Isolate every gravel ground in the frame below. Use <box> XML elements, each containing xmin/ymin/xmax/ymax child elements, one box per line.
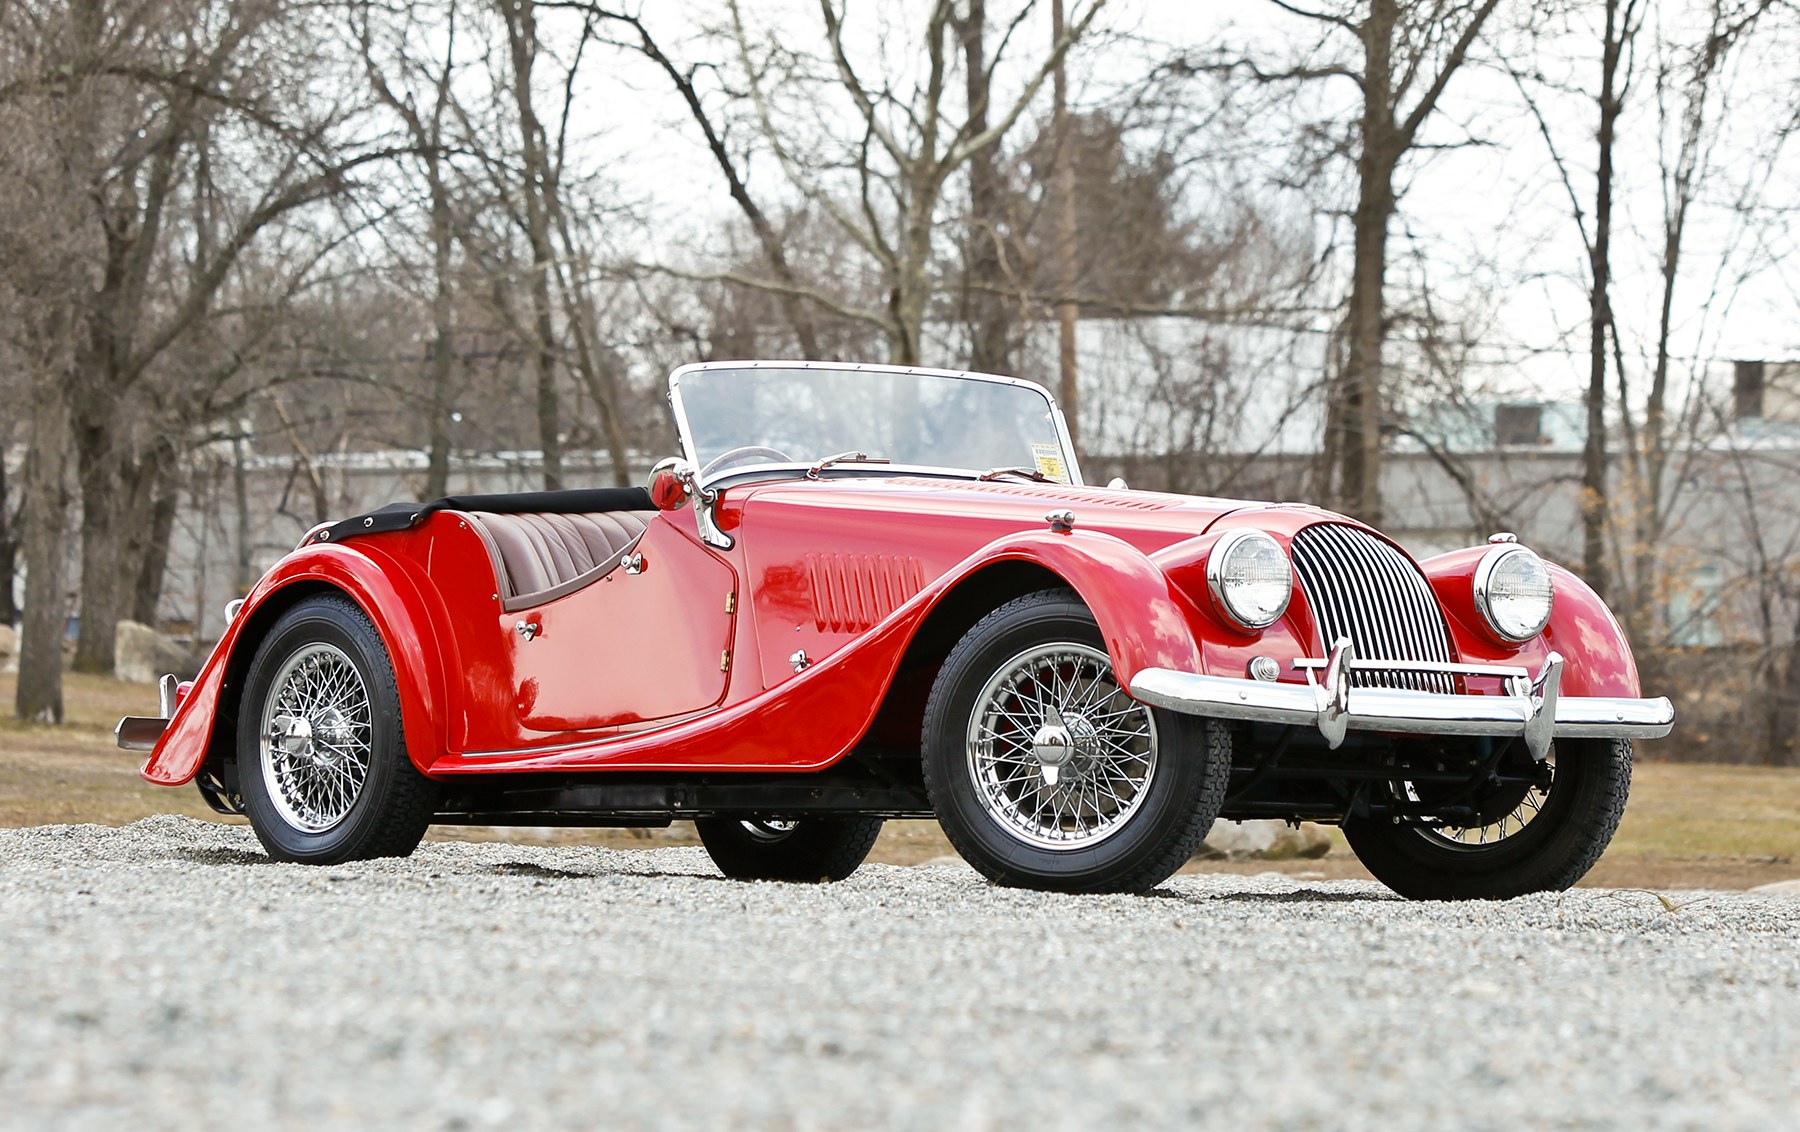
<box><xmin>2</xmin><ymin>817</ymin><xmax>1797</xmax><ymax>1131</ymax></box>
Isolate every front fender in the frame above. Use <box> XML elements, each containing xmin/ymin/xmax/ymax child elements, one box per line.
<box><xmin>955</xmin><ymin>528</ymin><xmax>1204</xmax><ymax>688</ymax></box>
<box><xmin>1420</xmin><ymin>547</ymin><xmax>1642</xmax><ymax>698</ymax></box>
<box><xmin>140</xmin><ymin>541</ymin><xmax>454</xmax><ymax>787</ymax></box>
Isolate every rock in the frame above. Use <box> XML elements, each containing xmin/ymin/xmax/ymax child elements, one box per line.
<box><xmin>114</xmin><ymin>620</ymin><xmax>200</xmax><ymax>684</ymax></box>
<box><xmin>1200</xmin><ymin>819</ymin><xmax>1333</xmax><ymax>861</ymax></box>
<box><xmin>1202</xmin><ymin>819</ymin><xmax>1278</xmax><ymax>858</ymax></box>
<box><xmin>1265</xmin><ymin>822</ymin><xmax>1334</xmax><ymax>860</ymax></box>
<box><xmin>1747</xmin><ymin>879</ymin><xmax>1800</xmax><ymax>896</ymax></box>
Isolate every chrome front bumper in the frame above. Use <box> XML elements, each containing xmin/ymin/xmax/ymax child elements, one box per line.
<box><xmin>1128</xmin><ymin>639</ymin><xmax>1674</xmax><ymax>761</ymax></box>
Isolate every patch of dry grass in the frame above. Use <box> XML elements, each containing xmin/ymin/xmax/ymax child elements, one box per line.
<box><xmin>2</xmin><ymin>670</ymin><xmax>1795</xmax><ymax>889</ymax></box>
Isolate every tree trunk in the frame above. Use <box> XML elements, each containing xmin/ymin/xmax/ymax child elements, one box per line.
<box><xmin>70</xmin><ymin>408</ymin><xmax>122</xmax><ymax>675</ymax></box>
<box><xmin>1336</xmin><ymin>2</ymin><xmax>1399</xmax><ymax>527</ymax></box>
<box><xmin>233</xmin><ymin>436</ymin><xmax>254</xmax><ymax>595</ymax></box>
<box><xmin>16</xmin><ymin>391</ymin><xmax>71</xmax><ymax>723</ymax></box>
<box><xmin>0</xmin><ymin>454</ymin><xmax>18</xmax><ymax>627</ymax></box>
<box><xmin>1340</xmin><ymin>167</ymin><xmax>1395</xmax><ymax>526</ymax></box>
<box><xmin>132</xmin><ymin>473</ymin><xmax>180</xmax><ymax>625</ymax></box>
<box><xmin>1051</xmin><ymin>0</ymin><xmax>1079</xmax><ymax>449</ymax></box>
<box><xmin>424</xmin><ymin>161</ymin><xmax>457</xmax><ymax>499</ymax></box>
<box><xmin>113</xmin><ymin>440</ymin><xmax>174</xmax><ymax>626</ymax></box>
<box><xmin>501</xmin><ymin>0</ymin><xmax>564</xmax><ymax>491</ymax></box>
<box><xmin>959</xmin><ymin>0</ymin><xmax>1012</xmax><ymax>376</ymax></box>
<box><xmin>1582</xmin><ymin>0</ymin><xmax>1626</xmax><ymax>602</ymax></box>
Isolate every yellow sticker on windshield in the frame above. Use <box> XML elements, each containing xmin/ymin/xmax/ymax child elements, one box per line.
<box><xmin>1031</xmin><ymin>443</ymin><xmax>1068</xmax><ymax>483</ymax></box>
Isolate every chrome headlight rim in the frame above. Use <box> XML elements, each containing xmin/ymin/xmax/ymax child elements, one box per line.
<box><xmin>1473</xmin><ymin>544</ymin><xmax>1554</xmax><ymax>643</ymax></box>
<box><xmin>1205</xmin><ymin>528</ymin><xmax>1293</xmax><ymax>631</ymax></box>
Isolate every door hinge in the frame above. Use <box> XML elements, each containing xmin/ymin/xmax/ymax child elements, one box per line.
<box><xmin>720</xmin><ymin>649</ymin><xmax>732</xmax><ymax>672</ymax></box>
<box><xmin>725</xmin><ymin>591</ymin><xmax>737</xmax><ymax>614</ymax></box>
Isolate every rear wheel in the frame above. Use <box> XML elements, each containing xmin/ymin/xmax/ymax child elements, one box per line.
<box><xmin>921</xmin><ymin>589</ymin><xmax>1230</xmax><ymax>894</ymax></box>
<box><xmin>695</xmin><ymin>816</ymin><xmax>883</xmax><ymax>882</ymax></box>
<box><xmin>237</xmin><ymin>595</ymin><xmax>438</xmax><ymax>864</ymax></box>
<box><xmin>1342</xmin><ymin>738</ymin><xmax>1632</xmax><ymax>900</ymax></box>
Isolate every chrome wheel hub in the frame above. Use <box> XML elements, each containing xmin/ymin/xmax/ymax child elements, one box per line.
<box><xmin>967</xmin><ymin>643</ymin><xmax>1158</xmax><ymax>850</ymax></box>
<box><xmin>258</xmin><ymin>643</ymin><xmax>374</xmax><ymax>834</ymax></box>
<box><xmin>740</xmin><ymin>819</ymin><xmax>799</xmax><ymax>842</ymax></box>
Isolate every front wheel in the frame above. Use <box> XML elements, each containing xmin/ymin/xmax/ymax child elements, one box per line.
<box><xmin>1342</xmin><ymin>738</ymin><xmax>1632</xmax><ymax>900</ymax></box>
<box><xmin>694</xmin><ymin>817</ymin><xmax>883</xmax><ymax>882</ymax></box>
<box><xmin>237</xmin><ymin>595</ymin><xmax>438</xmax><ymax>864</ymax></box>
<box><xmin>921</xmin><ymin>589</ymin><xmax>1230</xmax><ymax>894</ymax></box>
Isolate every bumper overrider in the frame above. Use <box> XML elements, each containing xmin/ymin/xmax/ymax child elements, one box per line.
<box><xmin>115</xmin><ymin>674</ymin><xmax>181</xmax><ymax>752</ymax></box>
<box><xmin>1128</xmin><ymin>638</ymin><xmax>1674</xmax><ymax>762</ymax></box>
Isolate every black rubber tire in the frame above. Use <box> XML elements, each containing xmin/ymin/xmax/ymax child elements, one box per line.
<box><xmin>921</xmin><ymin>589</ymin><xmax>1230</xmax><ymax>894</ymax></box>
<box><xmin>237</xmin><ymin>594</ymin><xmax>439</xmax><ymax>864</ymax></box>
<box><xmin>1342</xmin><ymin>737</ymin><xmax>1633</xmax><ymax>900</ymax></box>
<box><xmin>695</xmin><ymin>817</ymin><xmax>884</xmax><ymax>882</ymax></box>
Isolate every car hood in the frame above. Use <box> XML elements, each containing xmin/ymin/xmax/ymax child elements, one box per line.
<box><xmin>731</xmin><ymin>474</ymin><xmax>1344</xmax><ymax>558</ymax></box>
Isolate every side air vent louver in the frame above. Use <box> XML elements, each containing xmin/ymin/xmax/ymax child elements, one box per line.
<box><xmin>1289</xmin><ymin>524</ymin><xmax>1456</xmax><ymax>694</ymax></box>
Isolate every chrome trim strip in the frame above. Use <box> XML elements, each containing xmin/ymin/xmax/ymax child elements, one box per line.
<box><xmin>1291</xmin><ymin>658</ymin><xmax>1532</xmax><ymax>679</ymax></box>
<box><xmin>1129</xmin><ymin>641</ymin><xmax>1673</xmax><ymax>760</ymax></box>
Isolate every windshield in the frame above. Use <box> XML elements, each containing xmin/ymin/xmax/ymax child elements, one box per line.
<box><xmin>672</xmin><ymin>365</ymin><xmax>1077</xmax><ymax>483</ymax></box>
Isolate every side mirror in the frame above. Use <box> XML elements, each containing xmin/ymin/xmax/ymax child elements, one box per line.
<box><xmin>648</xmin><ymin>457</ymin><xmax>695</xmax><ymax>511</ymax></box>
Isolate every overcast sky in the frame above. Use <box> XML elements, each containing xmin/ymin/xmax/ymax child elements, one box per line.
<box><xmin>520</xmin><ymin>0</ymin><xmax>1799</xmax><ymax>403</ymax></box>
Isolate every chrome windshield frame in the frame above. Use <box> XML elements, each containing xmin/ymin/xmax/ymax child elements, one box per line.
<box><xmin>666</xmin><ymin>360</ymin><xmax>1084</xmax><ymax>491</ymax></box>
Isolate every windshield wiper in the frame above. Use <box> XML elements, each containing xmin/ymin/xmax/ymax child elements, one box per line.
<box><xmin>978</xmin><ymin>466</ymin><xmax>1055</xmax><ymax>483</ymax></box>
<box><xmin>806</xmin><ymin>451</ymin><xmax>890</xmax><ymax>479</ymax></box>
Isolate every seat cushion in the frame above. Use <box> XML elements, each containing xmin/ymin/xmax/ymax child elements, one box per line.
<box><xmin>467</xmin><ymin>511</ymin><xmax>654</xmax><ymax>607</ymax></box>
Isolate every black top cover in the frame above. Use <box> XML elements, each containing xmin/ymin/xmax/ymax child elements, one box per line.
<box><xmin>309</xmin><ymin>487</ymin><xmax>654</xmax><ymax>546</ymax></box>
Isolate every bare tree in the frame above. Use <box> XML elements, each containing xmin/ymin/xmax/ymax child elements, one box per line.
<box><xmin>1216</xmin><ymin>0</ymin><xmax>1501</xmax><ymax>523</ymax></box>
<box><xmin>713</xmin><ymin>0</ymin><xmax>1106</xmax><ymax>367</ymax></box>
<box><xmin>357</xmin><ymin>0</ymin><xmax>472</xmax><ymax>499</ymax></box>
<box><xmin>497</xmin><ymin>0</ymin><xmax>569</xmax><ymax>490</ymax></box>
<box><xmin>582</xmin><ymin>5</ymin><xmax>826</xmax><ymax>360</ymax></box>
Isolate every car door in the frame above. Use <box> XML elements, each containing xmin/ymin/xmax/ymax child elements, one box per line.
<box><xmin>505</xmin><ymin>515</ymin><xmax>737</xmax><ymax>732</ymax></box>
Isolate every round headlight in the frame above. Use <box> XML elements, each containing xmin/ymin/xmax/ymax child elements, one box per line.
<box><xmin>1474</xmin><ymin>545</ymin><xmax>1554</xmax><ymax>642</ymax></box>
<box><xmin>1206</xmin><ymin>530</ymin><xmax>1292</xmax><ymax>630</ymax></box>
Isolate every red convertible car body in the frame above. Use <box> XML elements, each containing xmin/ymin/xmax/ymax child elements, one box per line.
<box><xmin>121</xmin><ymin>362</ymin><xmax>1672</xmax><ymax>897</ymax></box>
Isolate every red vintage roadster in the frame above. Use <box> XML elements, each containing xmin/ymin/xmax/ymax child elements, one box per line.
<box><xmin>120</xmin><ymin>362</ymin><xmax>1672</xmax><ymax>898</ymax></box>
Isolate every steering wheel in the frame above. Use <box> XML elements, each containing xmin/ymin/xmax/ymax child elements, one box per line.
<box><xmin>700</xmin><ymin>445</ymin><xmax>793</xmax><ymax>478</ymax></box>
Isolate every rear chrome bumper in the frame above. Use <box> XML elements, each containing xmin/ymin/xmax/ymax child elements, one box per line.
<box><xmin>115</xmin><ymin>674</ymin><xmax>180</xmax><ymax>752</ymax></box>
<box><xmin>1128</xmin><ymin>639</ymin><xmax>1673</xmax><ymax>761</ymax></box>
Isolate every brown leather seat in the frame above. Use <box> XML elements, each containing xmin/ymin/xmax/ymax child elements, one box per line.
<box><xmin>465</xmin><ymin>511</ymin><xmax>654</xmax><ymax>609</ymax></box>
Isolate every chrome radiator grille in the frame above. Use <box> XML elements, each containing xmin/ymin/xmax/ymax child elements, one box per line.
<box><xmin>1289</xmin><ymin>523</ymin><xmax>1456</xmax><ymax>693</ymax></box>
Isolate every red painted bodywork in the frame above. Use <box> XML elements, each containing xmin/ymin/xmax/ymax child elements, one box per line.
<box><xmin>141</xmin><ymin>474</ymin><xmax>1645</xmax><ymax>788</ymax></box>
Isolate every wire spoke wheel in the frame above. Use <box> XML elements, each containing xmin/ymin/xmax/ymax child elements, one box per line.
<box><xmin>1416</xmin><ymin>753</ymin><xmax>1555</xmax><ymax>850</ymax></box>
<box><xmin>965</xmin><ymin>642</ymin><xmax>1157</xmax><ymax>851</ymax></box>
<box><xmin>258</xmin><ymin>642</ymin><xmax>374</xmax><ymax>834</ymax></box>
<box><xmin>923</xmin><ymin>590</ymin><xmax>1230</xmax><ymax>894</ymax></box>
<box><xmin>1344</xmin><ymin>739</ymin><xmax>1633</xmax><ymax>900</ymax></box>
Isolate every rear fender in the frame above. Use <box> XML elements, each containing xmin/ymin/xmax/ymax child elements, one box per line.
<box><xmin>140</xmin><ymin>543</ymin><xmax>454</xmax><ymax>787</ymax></box>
